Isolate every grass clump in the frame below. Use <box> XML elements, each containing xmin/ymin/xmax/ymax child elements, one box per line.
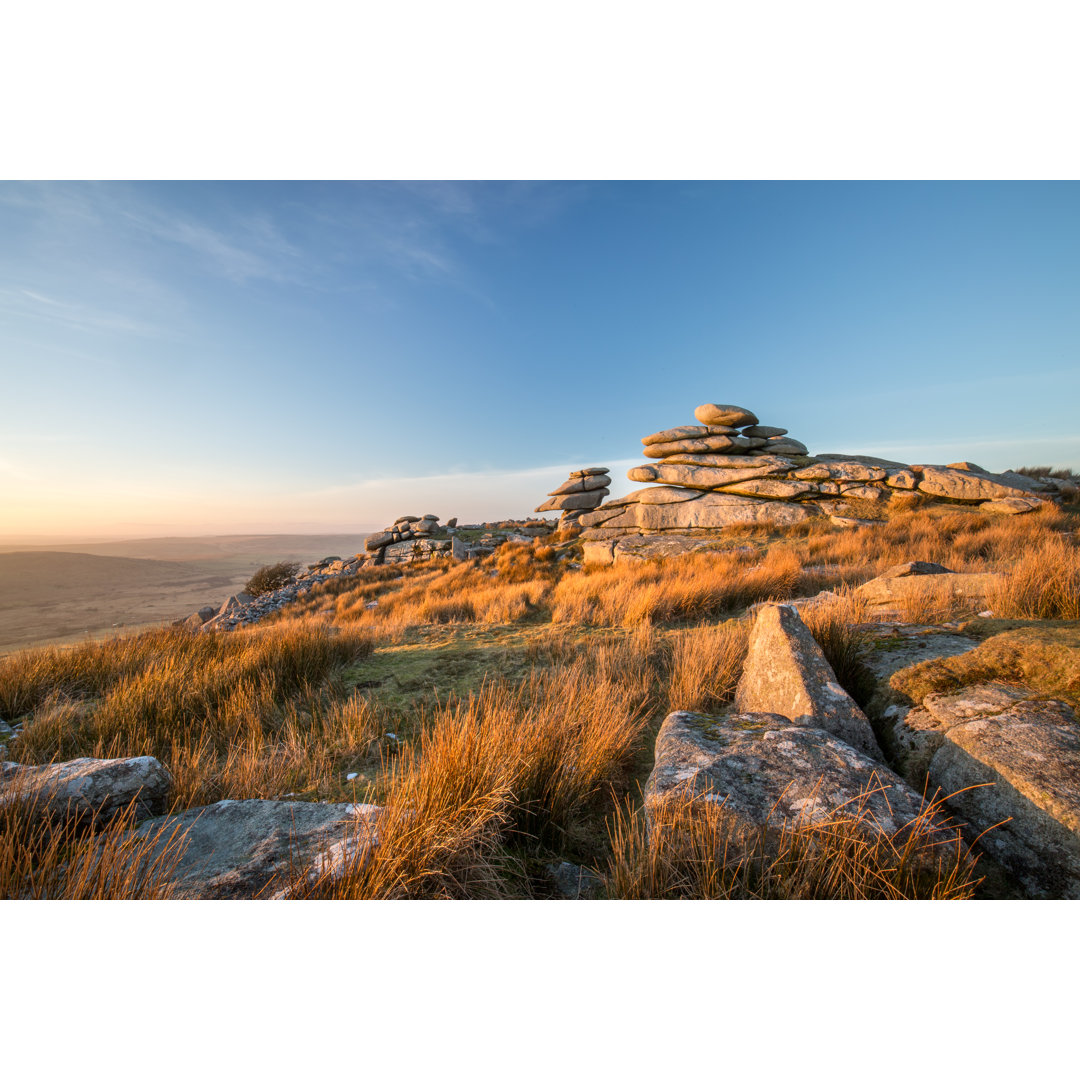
<box><xmin>988</xmin><ymin>534</ymin><xmax>1080</xmax><ymax>620</ymax></box>
<box><xmin>1</xmin><ymin>621</ymin><xmax>375</xmax><ymax>809</ymax></box>
<box><xmin>603</xmin><ymin>789</ymin><xmax>978</xmax><ymax>900</ymax></box>
<box><xmin>0</xmin><ymin>783</ymin><xmax>184</xmax><ymax>900</ymax></box>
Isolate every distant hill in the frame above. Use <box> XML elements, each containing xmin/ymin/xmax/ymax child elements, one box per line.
<box><xmin>0</xmin><ymin>534</ymin><xmax>371</xmax><ymax>652</ymax></box>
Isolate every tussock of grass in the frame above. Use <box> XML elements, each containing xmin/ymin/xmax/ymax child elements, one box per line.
<box><xmin>552</xmin><ymin>546</ymin><xmax>803</xmax><ymax>627</ymax></box>
<box><xmin>800</xmin><ymin>590</ymin><xmax>876</xmax><ymax>704</ymax></box>
<box><xmin>0</xmin><ymin>781</ymin><xmax>185</xmax><ymax>900</ymax></box>
<box><xmin>288</xmin><ymin>644</ymin><xmax>655</xmax><ymax>898</ymax></box>
<box><xmin>989</xmin><ymin>534</ymin><xmax>1080</xmax><ymax>620</ymax></box>
<box><xmin>667</xmin><ymin>620</ymin><xmax>750</xmax><ymax>713</ymax></box>
<box><xmin>603</xmin><ymin>789</ymin><xmax>978</xmax><ymax>900</ymax></box>
<box><xmin>2</xmin><ymin>622</ymin><xmax>375</xmax><ymax>809</ymax></box>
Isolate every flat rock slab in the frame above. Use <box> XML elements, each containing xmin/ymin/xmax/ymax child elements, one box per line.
<box><xmin>645</xmin><ymin>711</ymin><xmax>942</xmax><ymax>845</ymax></box>
<box><xmin>642</xmin><ymin>424</ymin><xmax>740</xmax><ymax>444</ymax></box>
<box><xmin>658</xmin><ymin>453</ymin><xmax>795</xmax><ymax>470</ymax></box>
<box><xmin>926</xmin><ymin>695</ymin><xmax>1080</xmax><ymax>898</ymax></box>
<box><xmin>856</xmin><ymin>568</ymin><xmax>1003</xmax><ymax>611</ymax></box>
<box><xmin>979</xmin><ymin>497</ymin><xmax>1044</xmax><ymax>514</ymax></box>
<box><xmin>629</xmin><ymin>462</ymin><xmax>788</xmax><ymax>489</ymax></box>
<box><xmin>642</xmin><ymin>435</ymin><xmax>752</xmax><ymax>457</ymax></box>
<box><xmin>735</xmin><ymin>603</ymin><xmax>882</xmax><ymax>759</ymax></box>
<box><xmin>133</xmin><ymin>799</ymin><xmax>381</xmax><ymax>899</ymax></box>
<box><xmin>859</xmin><ymin>626</ymin><xmax>979</xmax><ymax>683</ymax></box>
<box><xmin>793</xmin><ymin>462</ymin><xmax>887</xmax><ymax>482</ymax></box>
<box><xmin>0</xmin><ymin>756</ymin><xmax>172</xmax><ymax>828</ymax></box>
<box><xmin>535</xmin><ymin>490</ymin><xmax>607</xmax><ymax>512</ymax></box>
<box><xmin>915</xmin><ymin>465</ymin><xmax>1044</xmax><ymax>502</ymax></box>
<box><xmin>594</xmin><ymin>491</ymin><xmax>819</xmax><ymax>531</ymax></box>
<box><xmin>715</xmin><ymin>478</ymin><xmax>819</xmax><ymax>500</ymax></box>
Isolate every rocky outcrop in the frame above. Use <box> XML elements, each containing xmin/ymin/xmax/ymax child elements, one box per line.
<box><xmin>536</xmin><ymin>468</ymin><xmax>610</xmax><ymax>525</ymax></box>
<box><xmin>886</xmin><ymin>685</ymin><xmax>1080</xmax><ymax>898</ymax></box>
<box><xmin>0</xmin><ymin>756</ymin><xmax>172</xmax><ymax>828</ymax></box>
<box><xmin>365</xmin><ymin>515</ymin><xmax>454</xmax><ymax>564</ymax></box>
<box><xmin>735</xmin><ymin>604</ymin><xmax>882</xmax><ymax>759</ymax></box>
<box><xmin>133</xmin><ymin>798</ymin><xmax>381</xmax><ymax>899</ymax></box>
<box><xmin>579</xmin><ymin>400</ymin><xmax>1065</xmax><ymax>544</ymax></box>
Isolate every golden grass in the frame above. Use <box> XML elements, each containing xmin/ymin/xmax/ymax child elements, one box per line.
<box><xmin>667</xmin><ymin>619</ymin><xmax>750</xmax><ymax>713</ymax></box>
<box><xmin>287</xmin><ymin>643</ymin><xmax>656</xmax><ymax>898</ymax></box>
<box><xmin>0</xmin><ymin>778</ymin><xmax>185</xmax><ymax>899</ymax></box>
<box><xmin>2</xmin><ymin>621</ymin><xmax>375</xmax><ymax>810</ymax></box>
<box><xmin>988</xmin><ymin>533</ymin><xmax>1080</xmax><ymax>620</ymax></box>
<box><xmin>4</xmin><ymin>501</ymin><xmax>1071</xmax><ymax>899</ymax></box>
<box><xmin>603</xmin><ymin>788</ymin><xmax>978</xmax><ymax>900</ymax></box>
<box><xmin>801</xmin><ymin>501</ymin><xmax>1073</xmax><ymax>575</ymax></box>
<box><xmin>552</xmin><ymin>546</ymin><xmax>803</xmax><ymax>627</ymax></box>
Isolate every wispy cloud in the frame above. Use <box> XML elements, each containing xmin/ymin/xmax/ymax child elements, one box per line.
<box><xmin>0</xmin><ymin>286</ymin><xmax>161</xmax><ymax>337</ymax></box>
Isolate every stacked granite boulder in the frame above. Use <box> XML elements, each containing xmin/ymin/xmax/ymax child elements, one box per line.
<box><xmin>535</xmin><ymin>467</ymin><xmax>610</xmax><ymax>525</ymax></box>
<box><xmin>364</xmin><ymin>514</ymin><xmax>455</xmax><ymax>565</ymax></box>
<box><xmin>578</xmin><ymin>401</ymin><xmax>1066</xmax><ymax>559</ymax></box>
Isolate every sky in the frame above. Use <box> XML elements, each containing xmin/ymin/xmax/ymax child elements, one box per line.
<box><xmin>2</xmin><ymin>180</ymin><xmax>1078</xmax><ymax>540</ymax></box>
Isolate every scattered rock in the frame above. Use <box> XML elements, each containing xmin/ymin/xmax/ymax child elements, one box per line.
<box><xmin>133</xmin><ymin>799</ymin><xmax>381</xmax><ymax>899</ymax></box>
<box><xmin>0</xmin><ymin>756</ymin><xmax>173</xmax><ymax>829</ymax></box>
<box><xmin>856</xmin><ymin>565</ymin><xmax>1003</xmax><ymax>613</ymax></box>
<box><xmin>979</xmin><ymin>497</ymin><xmax>1044</xmax><ymax>515</ymax></box>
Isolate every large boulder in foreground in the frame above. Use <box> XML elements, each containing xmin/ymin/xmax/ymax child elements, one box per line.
<box><xmin>133</xmin><ymin>799</ymin><xmax>381</xmax><ymax>899</ymax></box>
<box><xmin>891</xmin><ymin>685</ymin><xmax>1080</xmax><ymax>898</ymax></box>
<box><xmin>644</xmin><ymin>711</ymin><xmax>948</xmax><ymax>849</ymax></box>
<box><xmin>0</xmin><ymin>756</ymin><xmax>172</xmax><ymax>828</ymax></box>
<box><xmin>735</xmin><ymin>603</ymin><xmax>882</xmax><ymax>759</ymax></box>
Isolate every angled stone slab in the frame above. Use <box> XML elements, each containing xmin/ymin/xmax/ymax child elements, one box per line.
<box><xmin>547</xmin><ymin>474</ymin><xmax>612</xmax><ymax>496</ymax></box>
<box><xmin>735</xmin><ymin>603</ymin><xmax>882</xmax><ymax>759</ymax></box>
<box><xmin>535</xmin><ymin>490</ymin><xmax>607</xmax><ymax>512</ymax></box>
<box><xmin>889</xmin><ymin>682</ymin><xmax>1031</xmax><ymax>787</ymax></box>
<box><xmin>914</xmin><ymin>465</ymin><xmax>1045</xmax><ymax>502</ymax></box>
<box><xmin>741</xmin><ymin>425</ymin><xmax>788</xmax><ymax>438</ymax></box>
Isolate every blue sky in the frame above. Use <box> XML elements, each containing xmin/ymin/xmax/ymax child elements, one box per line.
<box><xmin>2</xmin><ymin>180</ymin><xmax>1078</xmax><ymax>538</ymax></box>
